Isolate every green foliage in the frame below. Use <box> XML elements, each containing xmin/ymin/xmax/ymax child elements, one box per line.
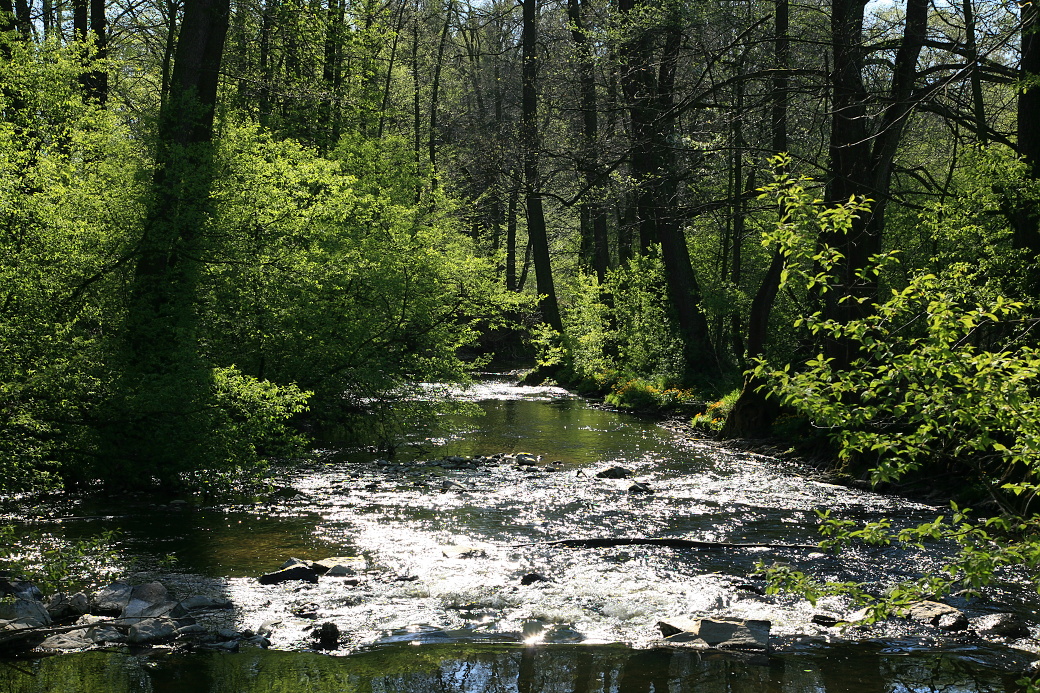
<box><xmin>752</xmin><ymin>161</ymin><xmax>1040</xmax><ymax>618</ymax></box>
<box><xmin>0</xmin><ymin>38</ymin><xmax>144</xmax><ymax>494</ymax></box>
<box><xmin>690</xmin><ymin>388</ymin><xmax>741</xmax><ymax>432</ymax></box>
<box><xmin>201</xmin><ymin>124</ymin><xmax>518</xmax><ymax>426</ymax></box>
<box><xmin>538</xmin><ymin>251</ymin><xmax>690</xmax><ymax>403</ymax></box>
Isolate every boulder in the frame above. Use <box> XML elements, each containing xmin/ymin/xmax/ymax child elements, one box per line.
<box><xmin>659</xmin><ymin>617</ymin><xmax>770</xmax><ymax>651</ymax></box>
<box><xmin>0</xmin><ymin>580</ymin><xmax>43</xmax><ymax>601</ymax></box>
<box><xmin>281</xmin><ymin>557</ymin><xmax>311</xmax><ymax>569</ymax></box>
<box><xmin>123</xmin><ymin>599</ymin><xmax>188</xmax><ymax>620</ymax></box>
<box><xmin>906</xmin><ymin>601</ymin><xmax>963</xmax><ymax>625</ymax></box>
<box><xmin>257</xmin><ymin>565</ymin><xmax>319</xmax><ymax>585</ymax></box>
<box><xmin>92</xmin><ymin>582</ymin><xmax>133</xmax><ymax>614</ymax></box>
<box><xmin>39</xmin><ymin>631</ymin><xmax>93</xmax><ymax>651</ymax></box>
<box><xmin>312</xmin><ymin>556</ymin><xmax>367</xmax><ymax>576</ymax></box>
<box><xmin>596</xmin><ymin>466</ymin><xmax>632</xmax><ymax>479</ymax></box>
<box><xmin>46</xmin><ymin>592</ymin><xmax>91</xmax><ymax>620</ymax></box>
<box><xmin>0</xmin><ymin>598</ymin><xmax>51</xmax><ymax>628</ymax></box>
<box><xmin>971</xmin><ymin>613</ymin><xmax>1031</xmax><ymax>639</ymax></box>
<box><xmin>128</xmin><ymin>618</ymin><xmax>176</xmax><ymax>645</ymax></box>
<box><xmin>628</xmin><ymin>482</ymin><xmax>653</xmax><ymax>494</ymax></box>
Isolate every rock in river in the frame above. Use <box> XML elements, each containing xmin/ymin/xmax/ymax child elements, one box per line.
<box><xmin>258</xmin><ymin>565</ymin><xmax>320</xmax><ymax>585</ymax></box>
<box><xmin>906</xmin><ymin>600</ymin><xmax>964</xmax><ymax>626</ymax></box>
<box><xmin>596</xmin><ymin>466</ymin><xmax>632</xmax><ymax>479</ymax></box>
<box><xmin>658</xmin><ymin>617</ymin><xmax>771</xmax><ymax>651</ymax></box>
<box><xmin>971</xmin><ymin>613</ymin><xmax>1031</xmax><ymax>639</ymax></box>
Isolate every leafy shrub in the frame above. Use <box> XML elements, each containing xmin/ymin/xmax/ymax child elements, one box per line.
<box><xmin>691</xmin><ymin>388</ymin><xmax>741</xmax><ymax>432</ymax></box>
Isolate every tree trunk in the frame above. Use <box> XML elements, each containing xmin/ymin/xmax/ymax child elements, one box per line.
<box><xmin>1016</xmin><ymin>0</ymin><xmax>1040</xmax><ymax>267</ymax></box>
<box><xmin>618</xmin><ymin>0</ymin><xmax>717</xmax><ymax>381</ymax></box>
<box><xmin>568</xmin><ymin>0</ymin><xmax>608</xmax><ymax>283</ymax></box>
<box><xmin>522</xmin><ymin>0</ymin><xmax>563</xmax><ymax>332</ymax></box>
<box><xmin>110</xmin><ymin>0</ymin><xmax>231</xmax><ymax>481</ymax></box>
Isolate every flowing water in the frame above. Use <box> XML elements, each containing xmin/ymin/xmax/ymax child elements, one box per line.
<box><xmin>3</xmin><ymin>379</ymin><xmax>1039</xmax><ymax>692</ymax></box>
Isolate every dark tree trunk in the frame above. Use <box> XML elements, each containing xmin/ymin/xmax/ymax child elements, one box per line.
<box><xmin>723</xmin><ymin>0</ymin><xmax>790</xmax><ymax>438</ymax></box>
<box><xmin>88</xmin><ymin>0</ymin><xmax>108</xmax><ymax>105</ymax></box>
<box><xmin>110</xmin><ymin>0</ymin><xmax>232</xmax><ymax>481</ymax></box>
<box><xmin>1016</xmin><ymin>0</ymin><xmax>1040</xmax><ymax>266</ymax></box>
<box><xmin>823</xmin><ymin>0</ymin><xmax>927</xmax><ymax>369</ymax></box>
<box><xmin>522</xmin><ymin>0</ymin><xmax>563</xmax><ymax>332</ymax></box>
<box><xmin>618</xmin><ymin>0</ymin><xmax>717</xmax><ymax>382</ymax></box>
<box><xmin>568</xmin><ymin>0</ymin><xmax>608</xmax><ymax>283</ymax></box>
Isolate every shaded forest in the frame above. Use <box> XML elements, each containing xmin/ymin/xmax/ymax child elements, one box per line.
<box><xmin>3</xmin><ymin>0</ymin><xmax>1040</xmax><ymax>512</ymax></box>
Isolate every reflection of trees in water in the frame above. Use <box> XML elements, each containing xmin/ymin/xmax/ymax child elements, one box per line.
<box><xmin>0</xmin><ymin>645</ymin><xmax>1021</xmax><ymax>692</ymax></box>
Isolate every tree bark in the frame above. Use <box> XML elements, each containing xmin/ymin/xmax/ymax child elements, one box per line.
<box><xmin>823</xmin><ymin>0</ymin><xmax>928</xmax><ymax>369</ymax></box>
<box><xmin>618</xmin><ymin>0</ymin><xmax>718</xmax><ymax>381</ymax></box>
<box><xmin>111</xmin><ymin>0</ymin><xmax>231</xmax><ymax>480</ymax></box>
<box><xmin>1015</xmin><ymin>0</ymin><xmax>1040</xmax><ymax>265</ymax></box>
<box><xmin>522</xmin><ymin>0</ymin><xmax>563</xmax><ymax>332</ymax></box>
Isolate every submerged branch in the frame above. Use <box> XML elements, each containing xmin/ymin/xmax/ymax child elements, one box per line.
<box><xmin>512</xmin><ymin>537</ymin><xmax>820</xmax><ymax>550</ymax></box>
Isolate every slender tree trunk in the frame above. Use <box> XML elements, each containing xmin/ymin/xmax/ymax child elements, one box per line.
<box><xmin>522</xmin><ymin>0</ymin><xmax>563</xmax><ymax>332</ymax></box>
<box><xmin>429</xmin><ymin>0</ymin><xmax>452</xmax><ymax>189</ymax></box>
<box><xmin>723</xmin><ymin>0</ymin><xmax>790</xmax><ymax>437</ymax></box>
<box><xmin>506</xmin><ymin>182</ymin><xmax>519</xmax><ymax>291</ymax></box>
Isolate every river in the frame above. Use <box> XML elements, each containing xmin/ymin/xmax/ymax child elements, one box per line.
<box><xmin>3</xmin><ymin>378</ymin><xmax>1037</xmax><ymax>691</ymax></box>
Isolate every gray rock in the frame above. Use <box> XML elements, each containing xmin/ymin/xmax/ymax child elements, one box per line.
<box><xmin>971</xmin><ymin>613</ymin><xmax>1030</xmax><ymax>638</ymax></box>
<box><xmin>175</xmin><ymin>624</ymin><xmax>208</xmax><ymax>637</ymax></box>
<box><xmin>123</xmin><ymin>599</ymin><xmax>188</xmax><ymax>619</ymax></box>
<box><xmin>202</xmin><ymin>640</ymin><xmax>240</xmax><ymax>652</ymax></box>
<box><xmin>312</xmin><ymin>556</ymin><xmax>367</xmax><ymax>575</ymax></box>
<box><xmin>660</xmin><ymin>617</ymin><xmax>770</xmax><ymax>651</ymax></box>
<box><xmin>257</xmin><ymin>565</ymin><xmax>319</xmax><ymax>585</ymax></box>
<box><xmin>128</xmin><ymin>618</ymin><xmax>176</xmax><ymax>645</ymax></box>
<box><xmin>658</xmin><ymin>617</ymin><xmax>701</xmax><ymax>637</ymax></box>
<box><xmin>441</xmin><ymin>480</ymin><xmax>468</xmax><ymax>491</ymax></box>
<box><xmin>0</xmin><ymin>598</ymin><xmax>51</xmax><ymax>628</ymax></box>
<box><xmin>596</xmin><ymin>466</ymin><xmax>632</xmax><ymax>479</ymax></box>
<box><xmin>937</xmin><ymin>612</ymin><xmax>969</xmax><ymax>631</ymax></box>
<box><xmin>520</xmin><ymin>573</ymin><xmax>550</xmax><ymax>585</ymax></box>
<box><xmin>87</xmin><ymin>624</ymin><xmax>127</xmax><ymax>644</ymax></box>
<box><xmin>93</xmin><ymin>582</ymin><xmax>133</xmax><ymax>614</ymax></box>
<box><xmin>46</xmin><ymin>592</ymin><xmax>91</xmax><ymax>620</ymax></box>
<box><xmin>281</xmin><ymin>557</ymin><xmax>310</xmax><ymax>569</ymax></box>
<box><xmin>628</xmin><ymin>482</ymin><xmax>653</xmax><ymax>494</ymax></box>
<box><xmin>906</xmin><ymin>600</ymin><xmax>963</xmax><ymax>625</ymax></box>
<box><xmin>39</xmin><ymin>631</ymin><xmax>93</xmax><ymax>650</ymax></box>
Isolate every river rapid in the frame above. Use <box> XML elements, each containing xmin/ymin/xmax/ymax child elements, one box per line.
<box><xmin>3</xmin><ymin>378</ymin><xmax>1039</xmax><ymax>692</ymax></box>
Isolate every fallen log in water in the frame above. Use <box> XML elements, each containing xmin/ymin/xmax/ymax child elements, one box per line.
<box><xmin>512</xmin><ymin>537</ymin><xmax>821</xmax><ymax>550</ymax></box>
